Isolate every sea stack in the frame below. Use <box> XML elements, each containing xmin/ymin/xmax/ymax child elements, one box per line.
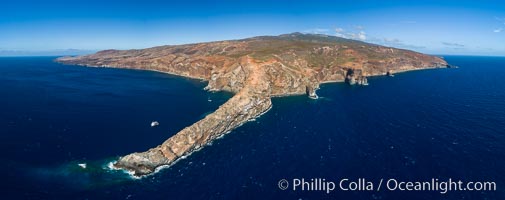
<box><xmin>345</xmin><ymin>69</ymin><xmax>369</xmax><ymax>86</ymax></box>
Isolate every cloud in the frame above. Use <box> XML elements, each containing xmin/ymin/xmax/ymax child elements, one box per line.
<box><xmin>303</xmin><ymin>28</ymin><xmax>330</xmax><ymax>34</ymax></box>
<box><xmin>350</xmin><ymin>31</ymin><xmax>366</xmax><ymax>41</ymax></box>
<box><xmin>493</xmin><ymin>17</ymin><xmax>505</xmax><ymax>32</ymax></box>
<box><xmin>308</xmin><ymin>27</ymin><xmax>369</xmax><ymax>42</ymax></box>
<box><xmin>359</xmin><ymin>31</ymin><xmax>367</xmax><ymax>40</ymax></box>
<box><xmin>442</xmin><ymin>42</ymin><xmax>465</xmax><ymax>47</ymax></box>
<box><xmin>335</xmin><ymin>28</ymin><xmax>345</xmax><ymax>37</ymax></box>
<box><xmin>367</xmin><ymin>37</ymin><xmax>425</xmax><ymax>49</ymax></box>
<box><xmin>333</xmin><ymin>26</ymin><xmax>422</xmax><ymax>49</ymax></box>
<box><xmin>334</xmin><ymin>27</ymin><xmax>366</xmax><ymax>41</ymax></box>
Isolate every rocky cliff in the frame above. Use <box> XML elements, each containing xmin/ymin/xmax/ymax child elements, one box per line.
<box><xmin>57</xmin><ymin>33</ymin><xmax>449</xmax><ymax>176</ymax></box>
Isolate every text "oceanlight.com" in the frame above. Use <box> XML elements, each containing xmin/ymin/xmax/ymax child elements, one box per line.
<box><xmin>277</xmin><ymin>178</ymin><xmax>496</xmax><ymax>194</ymax></box>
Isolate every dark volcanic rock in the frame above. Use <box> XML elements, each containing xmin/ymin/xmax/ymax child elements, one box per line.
<box><xmin>345</xmin><ymin>69</ymin><xmax>369</xmax><ymax>86</ymax></box>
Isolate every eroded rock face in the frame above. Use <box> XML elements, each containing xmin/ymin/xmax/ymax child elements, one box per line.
<box><xmin>56</xmin><ymin>33</ymin><xmax>449</xmax><ymax>177</ymax></box>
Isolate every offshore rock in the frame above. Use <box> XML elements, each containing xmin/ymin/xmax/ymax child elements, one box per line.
<box><xmin>306</xmin><ymin>85</ymin><xmax>319</xmax><ymax>99</ymax></box>
<box><xmin>345</xmin><ymin>69</ymin><xmax>368</xmax><ymax>86</ymax></box>
<box><xmin>57</xmin><ymin>33</ymin><xmax>449</xmax><ymax>177</ymax></box>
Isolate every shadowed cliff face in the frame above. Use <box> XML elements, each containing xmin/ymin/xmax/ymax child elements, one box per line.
<box><xmin>57</xmin><ymin>33</ymin><xmax>449</xmax><ymax>176</ymax></box>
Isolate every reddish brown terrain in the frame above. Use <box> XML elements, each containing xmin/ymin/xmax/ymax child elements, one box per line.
<box><xmin>57</xmin><ymin>33</ymin><xmax>449</xmax><ymax>176</ymax></box>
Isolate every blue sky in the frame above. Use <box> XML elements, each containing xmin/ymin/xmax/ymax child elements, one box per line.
<box><xmin>1</xmin><ymin>0</ymin><xmax>505</xmax><ymax>56</ymax></box>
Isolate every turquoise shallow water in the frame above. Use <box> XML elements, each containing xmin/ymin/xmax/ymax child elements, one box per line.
<box><xmin>0</xmin><ymin>56</ymin><xmax>504</xmax><ymax>199</ymax></box>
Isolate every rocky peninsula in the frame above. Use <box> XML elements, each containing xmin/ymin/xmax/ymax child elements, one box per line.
<box><xmin>57</xmin><ymin>33</ymin><xmax>449</xmax><ymax>177</ymax></box>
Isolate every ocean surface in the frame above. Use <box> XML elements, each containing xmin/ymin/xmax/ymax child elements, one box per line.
<box><xmin>0</xmin><ymin>56</ymin><xmax>504</xmax><ymax>199</ymax></box>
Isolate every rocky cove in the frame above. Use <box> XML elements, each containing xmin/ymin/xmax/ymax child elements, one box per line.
<box><xmin>57</xmin><ymin>33</ymin><xmax>450</xmax><ymax>177</ymax></box>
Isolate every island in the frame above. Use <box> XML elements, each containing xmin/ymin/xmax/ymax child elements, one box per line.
<box><xmin>57</xmin><ymin>33</ymin><xmax>450</xmax><ymax>177</ymax></box>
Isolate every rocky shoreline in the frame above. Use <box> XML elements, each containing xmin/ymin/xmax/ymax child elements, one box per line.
<box><xmin>112</xmin><ymin>57</ymin><xmax>274</xmax><ymax>176</ymax></box>
<box><xmin>57</xmin><ymin>33</ymin><xmax>450</xmax><ymax>177</ymax></box>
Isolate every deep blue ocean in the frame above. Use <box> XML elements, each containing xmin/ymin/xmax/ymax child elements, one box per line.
<box><xmin>0</xmin><ymin>56</ymin><xmax>504</xmax><ymax>199</ymax></box>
